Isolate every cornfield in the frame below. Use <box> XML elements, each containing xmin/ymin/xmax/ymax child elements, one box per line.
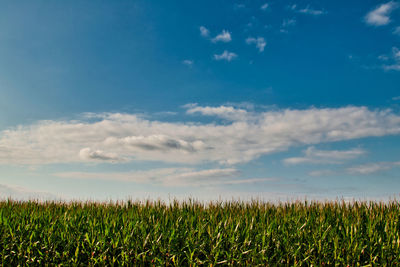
<box><xmin>0</xmin><ymin>199</ymin><xmax>399</xmax><ymax>265</ymax></box>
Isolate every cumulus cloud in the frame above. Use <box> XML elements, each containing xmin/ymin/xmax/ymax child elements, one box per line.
<box><xmin>284</xmin><ymin>147</ymin><xmax>366</xmax><ymax>165</ymax></box>
<box><xmin>104</xmin><ymin>135</ymin><xmax>206</xmax><ymax>153</ymax></box>
<box><xmin>199</xmin><ymin>26</ymin><xmax>210</xmax><ymax>37</ymax></box>
<box><xmin>55</xmin><ymin>167</ymin><xmax>275</xmax><ymax>187</ymax></box>
<box><xmin>214</xmin><ymin>50</ymin><xmax>237</xmax><ymax>61</ymax></box>
<box><xmin>185</xmin><ymin>104</ymin><xmax>249</xmax><ymax>121</ymax></box>
<box><xmin>212</xmin><ymin>30</ymin><xmax>232</xmax><ymax>43</ymax></box>
<box><xmin>1</xmin><ymin>105</ymin><xmax>400</xmax><ymax>165</ymax></box>
<box><xmin>79</xmin><ymin>148</ymin><xmax>122</xmax><ymax>162</ymax></box>
<box><xmin>246</xmin><ymin>37</ymin><xmax>267</xmax><ymax>52</ymax></box>
<box><xmin>347</xmin><ymin>161</ymin><xmax>400</xmax><ymax>174</ymax></box>
<box><xmin>365</xmin><ymin>1</ymin><xmax>399</xmax><ymax>26</ymax></box>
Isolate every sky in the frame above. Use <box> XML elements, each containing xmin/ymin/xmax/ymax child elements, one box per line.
<box><xmin>1</xmin><ymin>0</ymin><xmax>400</xmax><ymax>202</ymax></box>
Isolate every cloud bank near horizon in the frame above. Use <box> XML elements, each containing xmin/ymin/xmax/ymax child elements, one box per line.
<box><xmin>0</xmin><ymin>105</ymin><xmax>400</xmax><ymax>166</ymax></box>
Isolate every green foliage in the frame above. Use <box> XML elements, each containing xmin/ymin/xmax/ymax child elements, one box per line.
<box><xmin>0</xmin><ymin>199</ymin><xmax>399</xmax><ymax>265</ymax></box>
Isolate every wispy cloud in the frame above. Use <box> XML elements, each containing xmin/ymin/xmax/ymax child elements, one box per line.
<box><xmin>393</xmin><ymin>26</ymin><xmax>400</xmax><ymax>35</ymax></box>
<box><xmin>212</xmin><ymin>30</ymin><xmax>232</xmax><ymax>43</ymax></box>
<box><xmin>1</xmin><ymin>106</ymin><xmax>400</xmax><ymax>166</ymax></box>
<box><xmin>182</xmin><ymin>60</ymin><xmax>194</xmax><ymax>67</ymax></box>
<box><xmin>282</xmin><ymin>18</ymin><xmax>296</xmax><ymax>27</ymax></box>
<box><xmin>164</xmin><ymin>168</ymin><xmax>241</xmax><ymax>187</ymax></box>
<box><xmin>260</xmin><ymin>3</ymin><xmax>269</xmax><ymax>10</ymax></box>
<box><xmin>365</xmin><ymin>1</ymin><xmax>399</xmax><ymax>26</ymax></box>
<box><xmin>214</xmin><ymin>50</ymin><xmax>237</xmax><ymax>61</ymax></box>
<box><xmin>284</xmin><ymin>147</ymin><xmax>366</xmax><ymax>165</ymax></box>
<box><xmin>246</xmin><ymin>37</ymin><xmax>267</xmax><ymax>52</ymax></box>
<box><xmin>234</xmin><ymin>3</ymin><xmax>246</xmax><ymax>9</ymax></box>
<box><xmin>347</xmin><ymin>161</ymin><xmax>400</xmax><ymax>174</ymax></box>
<box><xmin>56</xmin><ymin>168</ymin><xmax>183</xmax><ymax>184</ymax></box>
<box><xmin>381</xmin><ymin>47</ymin><xmax>400</xmax><ymax>71</ymax></box>
<box><xmin>199</xmin><ymin>26</ymin><xmax>210</xmax><ymax>37</ymax></box>
<box><xmin>280</xmin><ymin>18</ymin><xmax>296</xmax><ymax>33</ymax></box>
<box><xmin>378</xmin><ymin>55</ymin><xmax>390</xmax><ymax>61</ymax></box>
<box><xmin>55</xmin><ymin>167</ymin><xmax>276</xmax><ymax>187</ymax></box>
<box><xmin>308</xmin><ymin>170</ymin><xmax>335</xmax><ymax>177</ymax></box>
<box><xmin>290</xmin><ymin>4</ymin><xmax>326</xmax><ymax>16</ymax></box>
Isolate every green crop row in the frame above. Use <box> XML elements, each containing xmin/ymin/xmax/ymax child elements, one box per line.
<box><xmin>0</xmin><ymin>199</ymin><xmax>399</xmax><ymax>266</ymax></box>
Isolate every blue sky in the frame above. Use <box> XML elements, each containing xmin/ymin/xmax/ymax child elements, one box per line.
<box><xmin>1</xmin><ymin>0</ymin><xmax>400</xmax><ymax>201</ymax></box>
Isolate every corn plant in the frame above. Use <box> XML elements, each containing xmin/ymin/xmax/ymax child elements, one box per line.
<box><xmin>0</xmin><ymin>199</ymin><xmax>399</xmax><ymax>265</ymax></box>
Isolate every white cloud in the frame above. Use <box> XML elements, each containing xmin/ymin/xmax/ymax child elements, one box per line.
<box><xmin>199</xmin><ymin>26</ymin><xmax>210</xmax><ymax>37</ymax></box>
<box><xmin>1</xmin><ymin>106</ymin><xmax>400</xmax><ymax>166</ymax></box>
<box><xmin>382</xmin><ymin>47</ymin><xmax>400</xmax><ymax>71</ymax></box>
<box><xmin>104</xmin><ymin>135</ymin><xmax>206</xmax><ymax>153</ymax></box>
<box><xmin>79</xmin><ymin>147</ymin><xmax>123</xmax><ymax>162</ymax></box>
<box><xmin>185</xmin><ymin>104</ymin><xmax>248</xmax><ymax>121</ymax></box>
<box><xmin>281</xmin><ymin>18</ymin><xmax>296</xmax><ymax>33</ymax></box>
<box><xmin>393</xmin><ymin>47</ymin><xmax>400</xmax><ymax>59</ymax></box>
<box><xmin>365</xmin><ymin>1</ymin><xmax>399</xmax><ymax>26</ymax></box>
<box><xmin>214</xmin><ymin>50</ymin><xmax>237</xmax><ymax>61</ymax></box>
<box><xmin>284</xmin><ymin>147</ymin><xmax>366</xmax><ymax>165</ymax></box>
<box><xmin>347</xmin><ymin>161</ymin><xmax>400</xmax><ymax>174</ymax></box>
<box><xmin>384</xmin><ymin>64</ymin><xmax>400</xmax><ymax>71</ymax></box>
<box><xmin>378</xmin><ymin>55</ymin><xmax>390</xmax><ymax>61</ymax></box>
<box><xmin>298</xmin><ymin>6</ymin><xmax>325</xmax><ymax>15</ymax></box>
<box><xmin>246</xmin><ymin>37</ymin><xmax>267</xmax><ymax>52</ymax></box>
<box><xmin>290</xmin><ymin>5</ymin><xmax>326</xmax><ymax>15</ymax></box>
<box><xmin>260</xmin><ymin>3</ymin><xmax>269</xmax><ymax>10</ymax></box>
<box><xmin>212</xmin><ymin>30</ymin><xmax>232</xmax><ymax>43</ymax></box>
<box><xmin>282</xmin><ymin>18</ymin><xmax>296</xmax><ymax>27</ymax></box>
<box><xmin>182</xmin><ymin>60</ymin><xmax>194</xmax><ymax>67</ymax></box>
<box><xmin>55</xmin><ymin>167</ymin><xmax>276</xmax><ymax>187</ymax></box>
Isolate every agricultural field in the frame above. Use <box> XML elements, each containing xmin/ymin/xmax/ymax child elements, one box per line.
<box><xmin>0</xmin><ymin>200</ymin><xmax>399</xmax><ymax>265</ymax></box>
